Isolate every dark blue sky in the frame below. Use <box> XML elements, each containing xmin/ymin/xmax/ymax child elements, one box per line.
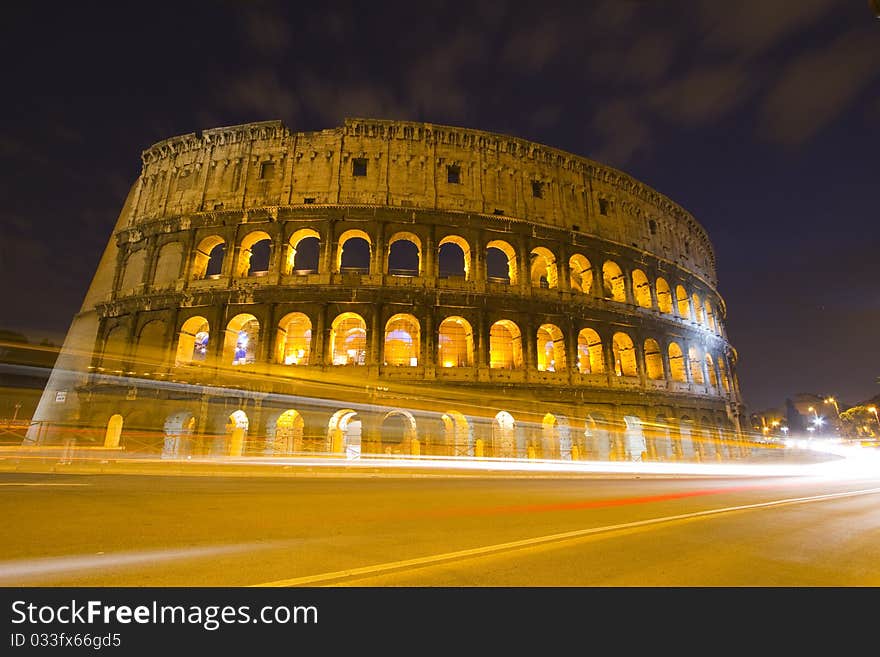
<box><xmin>1</xmin><ymin>0</ymin><xmax>877</xmax><ymax>412</ymax></box>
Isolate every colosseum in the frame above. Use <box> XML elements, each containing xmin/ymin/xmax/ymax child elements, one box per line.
<box><xmin>27</xmin><ymin>118</ymin><xmax>746</xmax><ymax>462</ymax></box>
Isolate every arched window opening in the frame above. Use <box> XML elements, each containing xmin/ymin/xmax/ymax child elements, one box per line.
<box><xmin>438</xmin><ymin>235</ymin><xmax>471</xmax><ymax>279</ymax></box>
<box><xmin>388</xmin><ymin>233</ymin><xmax>421</xmax><ymax>277</ymax></box>
<box><xmin>692</xmin><ymin>293</ymin><xmax>704</xmax><ymax>324</ymax></box>
<box><xmin>192</xmin><ymin>236</ymin><xmax>226</xmax><ymax>280</ymax></box>
<box><xmin>577</xmin><ymin>328</ymin><xmax>604</xmax><ymax>374</ymax></box>
<box><xmin>104</xmin><ymin>414</ymin><xmax>124</xmax><ymax>448</ymax></box>
<box><xmin>632</xmin><ymin>269</ymin><xmax>652</xmax><ymax>308</ymax></box>
<box><xmin>530</xmin><ymin>247</ymin><xmax>558</xmax><ymax>289</ymax></box>
<box><xmin>486</xmin><ymin>240</ymin><xmax>517</xmax><ymax>284</ymax></box>
<box><xmin>668</xmin><ymin>342</ymin><xmax>686</xmax><ymax>382</ymax></box>
<box><xmin>704</xmin><ymin>300</ymin><xmax>716</xmax><ymax>332</ymax></box>
<box><xmin>569</xmin><ymin>254</ymin><xmax>593</xmax><ymax>294</ymax></box>
<box><xmin>644</xmin><ymin>338</ymin><xmax>664</xmax><ymax>380</ymax></box>
<box><xmin>337</xmin><ymin>230</ymin><xmax>371</xmax><ymax>273</ymax></box>
<box><xmin>223</xmin><ymin>314</ymin><xmax>259</xmax><ymax>366</ymax></box>
<box><xmin>175</xmin><ymin>317</ymin><xmax>209</xmax><ymax>366</ymax></box>
<box><xmin>493</xmin><ymin>411</ymin><xmax>516</xmax><ymax>457</ymax></box>
<box><xmin>489</xmin><ymin>320</ymin><xmax>523</xmax><ymax>369</ymax></box>
<box><xmin>536</xmin><ymin>324</ymin><xmax>566</xmax><ymax>372</ymax></box>
<box><xmin>327</xmin><ymin>409</ymin><xmax>361</xmax><ymax>455</ymax></box>
<box><xmin>602</xmin><ymin>261</ymin><xmax>626</xmax><ymax>302</ymax></box>
<box><xmin>384</xmin><ymin>314</ymin><xmax>420</xmax><ymax>366</ymax></box>
<box><xmin>273</xmin><ymin>410</ymin><xmax>304</xmax><ymax>454</ymax></box>
<box><xmin>236</xmin><ymin>231</ymin><xmax>272</xmax><ymax>277</ymax></box>
<box><xmin>706</xmin><ymin>353</ymin><xmax>718</xmax><ymax>388</ymax></box>
<box><xmin>717</xmin><ymin>357</ymin><xmax>731</xmax><ymax>392</ymax></box>
<box><xmin>438</xmin><ymin>316</ymin><xmax>474</xmax><ymax>367</ymax></box>
<box><xmin>134</xmin><ymin>320</ymin><xmax>166</xmax><ymax>372</ymax></box>
<box><xmin>101</xmin><ymin>325</ymin><xmax>129</xmax><ymax>374</ymax></box>
<box><xmin>120</xmin><ymin>250</ymin><xmax>146</xmax><ymax>292</ymax></box>
<box><xmin>689</xmin><ymin>345</ymin><xmax>704</xmax><ymax>384</ymax></box>
<box><xmin>226</xmin><ymin>410</ymin><xmax>249</xmax><ymax>456</ymax></box>
<box><xmin>656</xmin><ymin>277</ymin><xmax>673</xmax><ymax>314</ymax></box>
<box><xmin>612</xmin><ymin>332</ymin><xmax>637</xmax><ymax>377</ymax></box>
<box><xmin>676</xmin><ymin>285</ymin><xmax>691</xmax><ymax>319</ymax></box>
<box><xmin>153</xmin><ymin>242</ymin><xmax>183</xmax><ymax>288</ymax></box>
<box><xmin>285</xmin><ymin>229</ymin><xmax>320</xmax><ymax>275</ymax></box>
<box><xmin>275</xmin><ymin>312</ymin><xmax>312</xmax><ymax>365</ymax></box>
<box><xmin>331</xmin><ymin>313</ymin><xmax>367</xmax><ymax>365</ymax></box>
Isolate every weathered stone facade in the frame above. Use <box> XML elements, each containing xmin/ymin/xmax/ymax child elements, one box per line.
<box><xmin>27</xmin><ymin>118</ymin><xmax>745</xmax><ymax>462</ymax></box>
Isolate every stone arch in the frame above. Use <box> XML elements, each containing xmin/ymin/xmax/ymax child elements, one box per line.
<box><xmin>489</xmin><ymin>320</ymin><xmax>523</xmax><ymax>369</ymax></box>
<box><xmin>705</xmin><ymin>353</ymin><xmax>719</xmax><ymax>387</ymax></box>
<box><xmin>529</xmin><ymin>246</ymin><xmax>558</xmax><ymax>289</ymax></box>
<box><xmin>275</xmin><ymin>312</ymin><xmax>312</xmax><ymax>365</ymax></box>
<box><xmin>486</xmin><ymin>240</ymin><xmax>517</xmax><ymax>284</ymax></box>
<box><xmin>100</xmin><ymin>324</ymin><xmax>129</xmax><ymax>374</ymax></box>
<box><xmin>656</xmin><ymin>277</ymin><xmax>673</xmax><ymax>314</ymax></box>
<box><xmin>691</xmin><ymin>293</ymin><xmax>704</xmax><ymax>324</ymax></box>
<box><xmin>224</xmin><ymin>313</ymin><xmax>260</xmax><ymax>366</ymax></box>
<box><xmin>676</xmin><ymin>284</ymin><xmax>691</xmax><ymax>319</ymax></box>
<box><xmin>175</xmin><ymin>316</ymin><xmax>210</xmax><ymax>366</ymax></box>
<box><xmin>285</xmin><ymin>228</ymin><xmax>321</xmax><ymax>274</ymax></box>
<box><xmin>536</xmin><ymin>324</ymin><xmax>566</xmax><ymax>372</ymax></box>
<box><xmin>387</xmin><ymin>231</ymin><xmax>422</xmax><ymax>276</ymax></box>
<box><xmin>119</xmin><ymin>249</ymin><xmax>146</xmax><ymax>292</ymax></box>
<box><xmin>330</xmin><ymin>312</ymin><xmax>367</xmax><ymax>365</ymax></box>
<box><xmin>650</xmin><ymin>414</ymin><xmax>674</xmax><ymax>461</ymax></box>
<box><xmin>688</xmin><ymin>345</ymin><xmax>704</xmax><ymax>384</ymax></box>
<box><xmin>162</xmin><ymin>410</ymin><xmax>196</xmax><ymax>458</ymax></box>
<box><xmin>678</xmin><ymin>415</ymin><xmax>696</xmax><ymax>460</ymax></box>
<box><xmin>644</xmin><ymin>338</ymin><xmax>664</xmax><ymax>380</ymax></box>
<box><xmin>717</xmin><ymin>356</ymin><xmax>731</xmax><ymax>392</ymax></box>
<box><xmin>267</xmin><ymin>409</ymin><xmax>304</xmax><ymax>455</ymax></box>
<box><xmin>602</xmin><ymin>261</ymin><xmax>626</xmax><ymax>302</ymax></box>
<box><xmin>668</xmin><ymin>342</ymin><xmax>686</xmax><ymax>382</ymax></box>
<box><xmin>623</xmin><ymin>415</ymin><xmax>647</xmax><ymax>462</ymax></box>
<box><xmin>337</xmin><ymin>229</ymin><xmax>372</xmax><ymax>273</ymax></box>
<box><xmin>577</xmin><ymin>328</ymin><xmax>604</xmax><ymax>374</ymax></box>
<box><xmin>612</xmin><ymin>332</ymin><xmax>637</xmax><ymax>377</ymax></box>
<box><xmin>632</xmin><ymin>269</ymin><xmax>652</xmax><ymax>308</ymax></box>
<box><xmin>327</xmin><ymin>409</ymin><xmax>361</xmax><ymax>457</ymax></box>
<box><xmin>704</xmin><ymin>300</ymin><xmax>717</xmax><ymax>332</ymax></box>
<box><xmin>442</xmin><ymin>410</ymin><xmax>473</xmax><ymax>456</ymax></box>
<box><xmin>236</xmin><ymin>230</ymin><xmax>272</xmax><ymax>277</ymax></box>
<box><xmin>192</xmin><ymin>235</ymin><xmax>225</xmax><ymax>280</ymax></box>
<box><xmin>568</xmin><ymin>254</ymin><xmax>593</xmax><ymax>294</ymax></box>
<box><xmin>133</xmin><ymin>319</ymin><xmax>167</xmax><ymax>373</ymax></box>
<box><xmin>153</xmin><ymin>242</ymin><xmax>183</xmax><ymax>288</ymax></box>
<box><xmin>541</xmin><ymin>413</ymin><xmax>572</xmax><ymax>460</ymax></box>
<box><xmin>493</xmin><ymin>411</ymin><xmax>516</xmax><ymax>458</ymax></box>
<box><xmin>226</xmin><ymin>410</ymin><xmax>249</xmax><ymax>457</ymax></box>
<box><xmin>438</xmin><ymin>235</ymin><xmax>471</xmax><ymax>279</ymax></box>
<box><xmin>384</xmin><ymin>313</ymin><xmax>420</xmax><ymax>366</ymax></box>
<box><xmin>584</xmin><ymin>412</ymin><xmax>612</xmax><ymax>460</ymax></box>
<box><xmin>379</xmin><ymin>409</ymin><xmax>418</xmax><ymax>454</ymax></box>
<box><xmin>437</xmin><ymin>316</ymin><xmax>474</xmax><ymax>367</ymax></box>
<box><xmin>104</xmin><ymin>413</ymin><xmax>124</xmax><ymax>448</ymax></box>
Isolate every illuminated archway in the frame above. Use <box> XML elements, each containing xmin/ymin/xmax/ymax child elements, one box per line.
<box><xmin>176</xmin><ymin>316</ymin><xmax>209</xmax><ymax>366</ymax></box>
<box><xmin>644</xmin><ymin>338</ymin><xmax>664</xmax><ymax>380</ymax></box>
<box><xmin>387</xmin><ymin>232</ymin><xmax>421</xmax><ymax>276</ymax></box>
<box><xmin>577</xmin><ymin>328</ymin><xmax>604</xmax><ymax>374</ymax></box>
<box><xmin>689</xmin><ymin>345</ymin><xmax>704</xmax><ymax>384</ymax></box>
<box><xmin>536</xmin><ymin>324</ymin><xmax>566</xmax><ymax>372</ymax></box>
<box><xmin>384</xmin><ymin>314</ymin><xmax>420</xmax><ymax>366</ymax></box>
<box><xmin>717</xmin><ymin>356</ymin><xmax>731</xmax><ymax>392</ymax></box>
<box><xmin>569</xmin><ymin>254</ymin><xmax>593</xmax><ymax>294</ymax></box>
<box><xmin>706</xmin><ymin>353</ymin><xmax>718</xmax><ymax>387</ymax></box>
<box><xmin>656</xmin><ymin>277</ymin><xmax>673</xmax><ymax>314</ymax></box>
<box><xmin>692</xmin><ymin>293</ymin><xmax>704</xmax><ymax>324</ymax></box>
<box><xmin>602</xmin><ymin>261</ymin><xmax>626</xmax><ymax>302</ymax></box>
<box><xmin>226</xmin><ymin>410</ymin><xmax>249</xmax><ymax>457</ymax></box>
<box><xmin>438</xmin><ymin>235</ymin><xmax>471</xmax><ymax>279</ymax></box>
<box><xmin>235</xmin><ymin>231</ymin><xmax>272</xmax><ymax>277</ymax></box>
<box><xmin>192</xmin><ymin>235</ymin><xmax>225</xmax><ymax>279</ymax></box>
<box><xmin>153</xmin><ymin>242</ymin><xmax>183</xmax><ymax>287</ymax></box>
<box><xmin>223</xmin><ymin>314</ymin><xmax>259</xmax><ymax>365</ymax></box>
<box><xmin>530</xmin><ymin>247</ymin><xmax>558</xmax><ymax>289</ymax></box>
<box><xmin>704</xmin><ymin>300</ymin><xmax>716</xmax><ymax>332</ymax></box>
<box><xmin>668</xmin><ymin>342</ymin><xmax>686</xmax><ymax>382</ymax></box>
<box><xmin>104</xmin><ymin>414</ymin><xmax>123</xmax><ymax>448</ymax></box>
<box><xmin>437</xmin><ymin>316</ymin><xmax>474</xmax><ymax>367</ymax></box>
<box><xmin>632</xmin><ymin>269</ymin><xmax>652</xmax><ymax>308</ymax></box>
<box><xmin>162</xmin><ymin>411</ymin><xmax>195</xmax><ymax>458</ymax></box>
<box><xmin>272</xmin><ymin>409</ymin><xmax>304</xmax><ymax>454</ymax></box>
<box><xmin>441</xmin><ymin>410</ymin><xmax>473</xmax><ymax>456</ymax></box>
<box><xmin>489</xmin><ymin>320</ymin><xmax>523</xmax><ymax>369</ymax></box>
<box><xmin>336</xmin><ymin>229</ymin><xmax>372</xmax><ymax>273</ymax></box>
<box><xmin>493</xmin><ymin>411</ymin><xmax>516</xmax><ymax>458</ymax></box>
<box><xmin>486</xmin><ymin>240</ymin><xmax>517</xmax><ymax>284</ymax></box>
<box><xmin>284</xmin><ymin>228</ymin><xmax>321</xmax><ymax>274</ymax></box>
<box><xmin>327</xmin><ymin>409</ymin><xmax>361</xmax><ymax>457</ymax></box>
<box><xmin>612</xmin><ymin>332</ymin><xmax>637</xmax><ymax>377</ymax></box>
<box><xmin>676</xmin><ymin>285</ymin><xmax>691</xmax><ymax>319</ymax></box>
<box><xmin>275</xmin><ymin>312</ymin><xmax>312</xmax><ymax>365</ymax></box>
<box><xmin>101</xmin><ymin>325</ymin><xmax>129</xmax><ymax>374</ymax></box>
<box><xmin>330</xmin><ymin>313</ymin><xmax>367</xmax><ymax>365</ymax></box>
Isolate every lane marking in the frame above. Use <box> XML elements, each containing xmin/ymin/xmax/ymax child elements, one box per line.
<box><xmin>0</xmin><ymin>483</ymin><xmax>90</xmax><ymax>487</ymax></box>
<box><xmin>252</xmin><ymin>486</ymin><xmax>880</xmax><ymax>587</ymax></box>
<box><xmin>0</xmin><ymin>541</ymin><xmax>292</xmax><ymax>584</ymax></box>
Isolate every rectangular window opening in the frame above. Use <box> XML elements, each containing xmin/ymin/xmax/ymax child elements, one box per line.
<box><xmin>531</xmin><ymin>181</ymin><xmax>544</xmax><ymax>198</ymax></box>
<box><xmin>352</xmin><ymin>158</ymin><xmax>368</xmax><ymax>176</ymax></box>
<box><xmin>259</xmin><ymin>161</ymin><xmax>275</xmax><ymax>180</ymax></box>
<box><xmin>303</xmin><ymin>197</ymin><xmax>316</xmax><ymax>204</ymax></box>
<box><xmin>598</xmin><ymin>198</ymin><xmax>610</xmax><ymax>215</ymax></box>
<box><xmin>447</xmin><ymin>164</ymin><xmax>461</xmax><ymax>184</ymax></box>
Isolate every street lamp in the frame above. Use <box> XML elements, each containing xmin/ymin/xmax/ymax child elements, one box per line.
<box><xmin>825</xmin><ymin>397</ymin><xmax>840</xmax><ymax>416</ymax></box>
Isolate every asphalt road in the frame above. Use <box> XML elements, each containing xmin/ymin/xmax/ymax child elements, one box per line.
<box><xmin>2</xmin><ymin>469</ymin><xmax>880</xmax><ymax>586</ymax></box>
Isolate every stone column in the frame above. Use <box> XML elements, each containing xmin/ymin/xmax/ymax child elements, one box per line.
<box><xmin>371</xmin><ymin>223</ymin><xmax>386</xmax><ymax>276</ymax></box>
<box><xmin>556</xmin><ymin>242</ymin><xmax>569</xmax><ymax>292</ymax></box>
<box><xmin>313</xmin><ymin>304</ymin><xmax>327</xmax><ymax>367</ymax></box>
<box><xmin>369</xmin><ymin>303</ymin><xmax>383</xmax><ymax>367</ymax></box>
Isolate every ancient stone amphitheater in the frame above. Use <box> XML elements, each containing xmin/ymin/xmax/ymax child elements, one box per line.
<box><xmin>28</xmin><ymin>118</ymin><xmax>747</xmax><ymax>462</ymax></box>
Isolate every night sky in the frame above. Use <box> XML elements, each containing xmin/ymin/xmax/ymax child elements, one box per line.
<box><xmin>1</xmin><ymin>1</ymin><xmax>877</xmax><ymax>413</ymax></box>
